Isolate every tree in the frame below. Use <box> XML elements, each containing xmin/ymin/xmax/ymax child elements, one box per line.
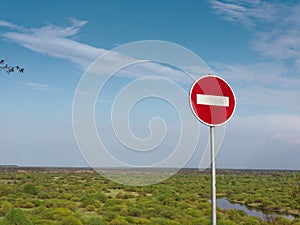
<box><xmin>0</xmin><ymin>59</ymin><xmax>24</xmax><ymax>74</ymax></box>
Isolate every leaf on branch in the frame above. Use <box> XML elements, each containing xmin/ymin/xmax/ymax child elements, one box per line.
<box><xmin>0</xmin><ymin>58</ymin><xmax>24</xmax><ymax>75</ymax></box>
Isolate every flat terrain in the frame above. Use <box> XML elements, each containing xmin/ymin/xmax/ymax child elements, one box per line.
<box><xmin>0</xmin><ymin>167</ymin><xmax>299</xmax><ymax>225</ymax></box>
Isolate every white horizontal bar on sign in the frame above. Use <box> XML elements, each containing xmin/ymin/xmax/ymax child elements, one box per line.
<box><xmin>196</xmin><ymin>94</ymin><xmax>229</xmax><ymax>107</ymax></box>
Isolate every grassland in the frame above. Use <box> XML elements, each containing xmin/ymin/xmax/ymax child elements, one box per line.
<box><xmin>0</xmin><ymin>167</ymin><xmax>299</xmax><ymax>225</ymax></box>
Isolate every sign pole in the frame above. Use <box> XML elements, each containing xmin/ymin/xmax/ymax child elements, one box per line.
<box><xmin>211</xmin><ymin>126</ymin><xmax>217</xmax><ymax>225</ymax></box>
<box><xmin>189</xmin><ymin>74</ymin><xmax>236</xmax><ymax>225</ymax></box>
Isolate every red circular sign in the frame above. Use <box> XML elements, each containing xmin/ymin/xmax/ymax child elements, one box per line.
<box><xmin>189</xmin><ymin>75</ymin><xmax>236</xmax><ymax>126</ymax></box>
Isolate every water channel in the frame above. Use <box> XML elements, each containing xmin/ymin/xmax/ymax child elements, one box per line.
<box><xmin>213</xmin><ymin>198</ymin><xmax>294</xmax><ymax>220</ymax></box>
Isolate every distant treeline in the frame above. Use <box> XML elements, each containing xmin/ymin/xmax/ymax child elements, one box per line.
<box><xmin>0</xmin><ymin>165</ymin><xmax>298</xmax><ymax>174</ymax></box>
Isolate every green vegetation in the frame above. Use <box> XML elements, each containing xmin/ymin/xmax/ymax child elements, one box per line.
<box><xmin>2</xmin><ymin>208</ymin><xmax>32</xmax><ymax>225</ymax></box>
<box><xmin>0</xmin><ymin>168</ymin><xmax>299</xmax><ymax>225</ymax></box>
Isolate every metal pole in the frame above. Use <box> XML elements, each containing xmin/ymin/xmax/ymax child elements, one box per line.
<box><xmin>211</xmin><ymin>126</ymin><xmax>217</xmax><ymax>225</ymax></box>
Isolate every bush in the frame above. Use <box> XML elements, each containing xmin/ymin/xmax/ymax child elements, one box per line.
<box><xmin>103</xmin><ymin>211</ymin><xmax>118</xmax><ymax>221</ymax></box>
<box><xmin>217</xmin><ymin>220</ymin><xmax>238</xmax><ymax>225</ymax></box>
<box><xmin>103</xmin><ymin>199</ymin><xmax>122</xmax><ymax>207</ymax></box>
<box><xmin>33</xmin><ymin>206</ymin><xmax>46</xmax><ymax>215</ymax></box>
<box><xmin>109</xmin><ymin>217</ymin><xmax>129</xmax><ymax>225</ymax></box>
<box><xmin>2</xmin><ymin>208</ymin><xmax>32</xmax><ymax>225</ymax></box>
<box><xmin>85</xmin><ymin>205</ymin><xmax>96</xmax><ymax>211</ymax></box>
<box><xmin>61</xmin><ymin>216</ymin><xmax>83</xmax><ymax>225</ymax></box>
<box><xmin>23</xmin><ymin>184</ymin><xmax>38</xmax><ymax>195</ymax></box>
<box><xmin>87</xmin><ymin>217</ymin><xmax>106</xmax><ymax>225</ymax></box>
<box><xmin>115</xmin><ymin>192</ymin><xmax>123</xmax><ymax>199</ymax></box>
<box><xmin>41</xmin><ymin>208</ymin><xmax>73</xmax><ymax>221</ymax></box>
<box><xmin>43</xmin><ymin>199</ymin><xmax>77</xmax><ymax>212</ymax></box>
<box><xmin>0</xmin><ymin>184</ymin><xmax>13</xmax><ymax>196</ymax></box>
<box><xmin>20</xmin><ymin>201</ymin><xmax>35</xmax><ymax>209</ymax></box>
<box><xmin>190</xmin><ymin>218</ymin><xmax>210</xmax><ymax>225</ymax></box>
<box><xmin>150</xmin><ymin>218</ymin><xmax>181</xmax><ymax>225</ymax></box>
<box><xmin>0</xmin><ymin>201</ymin><xmax>13</xmax><ymax>217</ymax></box>
<box><xmin>134</xmin><ymin>217</ymin><xmax>151</xmax><ymax>224</ymax></box>
<box><xmin>261</xmin><ymin>199</ymin><xmax>276</xmax><ymax>209</ymax></box>
<box><xmin>128</xmin><ymin>207</ymin><xmax>142</xmax><ymax>217</ymax></box>
<box><xmin>33</xmin><ymin>219</ymin><xmax>59</xmax><ymax>225</ymax></box>
<box><xmin>38</xmin><ymin>192</ymin><xmax>51</xmax><ymax>199</ymax></box>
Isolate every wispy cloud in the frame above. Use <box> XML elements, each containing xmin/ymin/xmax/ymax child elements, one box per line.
<box><xmin>210</xmin><ymin>0</ymin><xmax>285</xmax><ymax>27</ymax></box>
<box><xmin>21</xmin><ymin>82</ymin><xmax>62</xmax><ymax>93</ymax></box>
<box><xmin>211</xmin><ymin>61</ymin><xmax>300</xmax><ymax>113</ymax></box>
<box><xmin>0</xmin><ymin>20</ymin><xmax>25</xmax><ymax>31</ymax></box>
<box><xmin>210</xmin><ymin>1</ymin><xmax>300</xmax><ymax>70</ymax></box>
<box><xmin>1</xmin><ymin>18</ymin><xmax>105</xmax><ymax>68</ymax></box>
<box><xmin>209</xmin><ymin>0</ymin><xmax>300</xmax><ymax>115</ymax></box>
<box><xmin>0</xmin><ymin>19</ymin><xmax>208</xmax><ymax>84</ymax></box>
<box><xmin>211</xmin><ymin>61</ymin><xmax>300</xmax><ymax>89</ymax></box>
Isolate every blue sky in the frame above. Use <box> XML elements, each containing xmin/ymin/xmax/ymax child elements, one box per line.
<box><xmin>0</xmin><ymin>0</ymin><xmax>299</xmax><ymax>169</ymax></box>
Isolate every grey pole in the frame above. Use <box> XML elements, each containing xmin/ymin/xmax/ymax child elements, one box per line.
<box><xmin>211</xmin><ymin>126</ymin><xmax>217</xmax><ymax>225</ymax></box>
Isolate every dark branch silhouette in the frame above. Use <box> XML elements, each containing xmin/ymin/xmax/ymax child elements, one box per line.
<box><xmin>0</xmin><ymin>59</ymin><xmax>24</xmax><ymax>75</ymax></box>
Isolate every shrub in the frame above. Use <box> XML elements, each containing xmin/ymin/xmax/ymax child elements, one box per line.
<box><xmin>134</xmin><ymin>217</ymin><xmax>151</xmax><ymax>224</ymax></box>
<box><xmin>87</xmin><ymin>217</ymin><xmax>106</xmax><ymax>225</ymax></box>
<box><xmin>2</xmin><ymin>208</ymin><xmax>32</xmax><ymax>225</ymax></box>
<box><xmin>128</xmin><ymin>207</ymin><xmax>142</xmax><ymax>217</ymax></box>
<box><xmin>31</xmin><ymin>199</ymin><xmax>41</xmax><ymax>207</ymax></box>
<box><xmin>115</xmin><ymin>192</ymin><xmax>123</xmax><ymax>199</ymax></box>
<box><xmin>38</xmin><ymin>192</ymin><xmax>51</xmax><ymax>199</ymax></box>
<box><xmin>41</xmin><ymin>208</ymin><xmax>73</xmax><ymax>221</ymax></box>
<box><xmin>33</xmin><ymin>219</ymin><xmax>59</xmax><ymax>225</ymax></box>
<box><xmin>43</xmin><ymin>199</ymin><xmax>77</xmax><ymax>212</ymax></box>
<box><xmin>109</xmin><ymin>217</ymin><xmax>129</xmax><ymax>225</ymax></box>
<box><xmin>103</xmin><ymin>211</ymin><xmax>117</xmax><ymax>221</ymax></box>
<box><xmin>15</xmin><ymin>198</ymin><xmax>25</xmax><ymax>208</ymax></box>
<box><xmin>80</xmin><ymin>192</ymin><xmax>106</xmax><ymax>207</ymax></box>
<box><xmin>33</xmin><ymin>206</ymin><xmax>46</xmax><ymax>215</ymax></box>
<box><xmin>190</xmin><ymin>218</ymin><xmax>210</xmax><ymax>225</ymax></box>
<box><xmin>0</xmin><ymin>184</ymin><xmax>13</xmax><ymax>196</ymax></box>
<box><xmin>123</xmin><ymin>193</ymin><xmax>135</xmax><ymax>199</ymax></box>
<box><xmin>20</xmin><ymin>201</ymin><xmax>35</xmax><ymax>209</ymax></box>
<box><xmin>61</xmin><ymin>216</ymin><xmax>83</xmax><ymax>225</ymax></box>
<box><xmin>103</xmin><ymin>199</ymin><xmax>122</xmax><ymax>207</ymax></box>
<box><xmin>0</xmin><ymin>201</ymin><xmax>13</xmax><ymax>217</ymax></box>
<box><xmin>261</xmin><ymin>199</ymin><xmax>276</xmax><ymax>209</ymax></box>
<box><xmin>23</xmin><ymin>184</ymin><xmax>38</xmax><ymax>195</ymax></box>
<box><xmin>85</xmin><ymin>205</ymin><xmax>96</xmax><ymax>212</ymax></box>
<box><xmin>217</xmin><ymin>220</ymin><xmax>238</xmax><ymax>225</ymax></box>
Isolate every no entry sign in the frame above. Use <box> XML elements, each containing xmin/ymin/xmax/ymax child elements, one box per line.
<box><xmin>189</xmin><ymin>74</ymin><xmax>236</xmax><ymax>126</ymax></box>
<box><xmin>189</xmin><ymin>74</ymin><xmax>236</xmax><ymax>225</ymax></box>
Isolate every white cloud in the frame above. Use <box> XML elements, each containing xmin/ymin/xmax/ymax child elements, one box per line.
<box><xmin>210</xmin><ymin>61</ymin><xmax>300</xmax><ymax>113</ymax></box>
<box><xmin>0</xmin><ymin>20</ymin><xmax>25</xmax><ymax>30</ymax></box>
<box><xmin>209</xmin><ymin>1</ymin><xmax>300</xmax><ymax>116</ymax></box>
<box><xmin>1</xmin><ymin>19</ymin><xmax>105</xmax><ymax>68</ymax></box>
<box><xmin>1</xmin><ymin>19</ymin><xmax>207</xmax><ymax>85</ymax></box>
<box><xmin>210</xmin><ymin>0</ymin><xmax>284</xmax><ymax>26</ymax></box>
<box><xmin>21</xmin><ymin>82</ymin><xmax>62</xmax><ymax>93</ymax></box>
<box><xmin>252</xmin><ymin>27</ymin><xmax>300</xmax><ymax>62</ymax></box>
<box><xmin>210</xmin><ymin>1</ymin><xmax>300</xmax><ymax>70</ymax></box>
<box><xmin>116</xmin><ymin>61</ymin><xmax>196</xmax><ymax>84</ymax></box>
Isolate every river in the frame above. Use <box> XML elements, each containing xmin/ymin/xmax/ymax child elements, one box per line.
<box><xmin>212</xmin><ymin>198</ymin><xmax>294</xmax><ymax>220</ymax></box>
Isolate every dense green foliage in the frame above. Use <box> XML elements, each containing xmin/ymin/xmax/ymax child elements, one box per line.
<box><xmin>2</xmin><ymin>208</ymin><xmax>32</xmax><ymax>225</ymax></box>
<box><xmin>0</xmin><ymin>169</ymin><xmax>299</xmax><ymax>225</ymax></box>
